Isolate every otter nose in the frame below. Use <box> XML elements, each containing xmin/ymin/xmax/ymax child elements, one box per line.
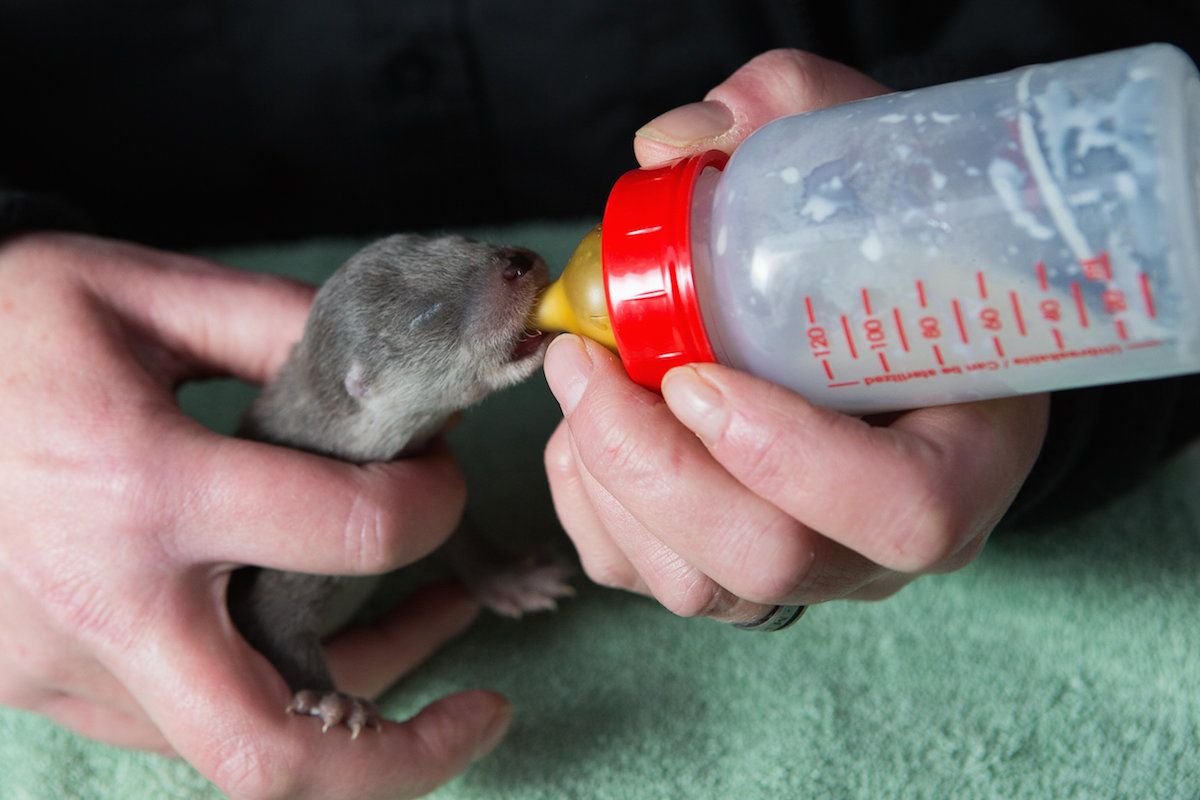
<box><xmin>501</xmin><ymin>250</ymin><xmax>536</xmax><ymax>281</ymax></box>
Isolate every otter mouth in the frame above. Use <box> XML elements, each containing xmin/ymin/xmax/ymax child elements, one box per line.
<box><xmin>500</xmin><ymin>250</ymin><xmax>553</xmax><ymax>365</ymax></box>
<box><xmin>509</xmin><ymin>329</ymin><xmax>551</xmax><ymax>362</ymax></box>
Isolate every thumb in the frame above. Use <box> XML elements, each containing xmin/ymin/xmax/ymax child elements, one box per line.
<box><xmin>634</xmin><ymin>49</ymin><xmax>890</xmax><ymax>167</ymax></box>
<box><xmin>115</xmin><ymin>585</ymin><xmax>511</xmax><ymax>800</ymax></box>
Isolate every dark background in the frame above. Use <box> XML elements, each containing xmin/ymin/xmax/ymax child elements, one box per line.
<box><xmin>3</xmin><ymin>0</ymin><xmax>1199</xmax><ymax>247</ymax></box>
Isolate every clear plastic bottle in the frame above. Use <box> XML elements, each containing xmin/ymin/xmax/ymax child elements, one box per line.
<box><xmin>534</xmin><ymin>44</ymin><xmax>1200</xmax><ymax>413</ymax></box>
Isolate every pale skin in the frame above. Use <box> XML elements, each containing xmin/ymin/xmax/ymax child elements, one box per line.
<box><xmin>0</xmin><ymin>233</ymin><xmax>511</xmax><ymax>800</ymax></box>
<box><xmin>543</xmin><ymin>50</ymin><xmax>1051</xmax><ymax>622</ymax></box>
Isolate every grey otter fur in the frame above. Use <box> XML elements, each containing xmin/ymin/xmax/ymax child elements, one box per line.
<box><xmin>229</xmin><ymin>234</ymin><xmax>566</xmax><ymax>737</ymax></box>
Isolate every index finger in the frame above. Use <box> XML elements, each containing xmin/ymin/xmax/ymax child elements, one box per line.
<box><xmin>164</xmin><ymin>428</ymin><xmax>466</xmax><ymax>576</ymax></box>
<box><xmin>661</xmin><ymin>363</ymin><xmax>1049</xmax><ymax>574</ymax></box>
<box><xmin>80</xmin><ymin>236</ymin><xmax>317</xmax><ymax>385</ymax></box>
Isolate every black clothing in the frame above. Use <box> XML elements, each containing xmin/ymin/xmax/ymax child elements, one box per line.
<box><xmin>5</xmin><ymin>0</ymin><xmax>1199</xmax><ymax>246</ymax></box>
<box><xmin>2</xmin><ymin>0</ymin><xmax>1197</xmax><ymax>522</ymax></box>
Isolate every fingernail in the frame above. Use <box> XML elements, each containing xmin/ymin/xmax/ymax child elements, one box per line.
<box><xmin>473</xmin><ymin>700</ymin><xmax>514</xmax><ymax>762</ymax></box>
<box><xmin>661</xmin><ymin>365</ymin><xmax>728</xmax><ymax>446</ymax></box>
<box><xmin>544</xmin><ymin>334</ymin><xmax>592</xmax><ymax>415</ymax></box>
<box><xmin>636</xmin><ymin>100</ymin><xmax>734</xmax><ymax>146</ymax></box>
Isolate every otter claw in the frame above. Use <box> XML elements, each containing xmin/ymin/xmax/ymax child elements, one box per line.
<box><xmin>287</xmin><ymin>690</ymin><xmax>382</xmax><ymax>738</ymax></box>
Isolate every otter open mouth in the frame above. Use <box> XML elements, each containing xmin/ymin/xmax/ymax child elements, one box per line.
<box><xmin>509</xmin><ymin>329</ymin><xmax>551</xmax><ymax>362</ymax></box>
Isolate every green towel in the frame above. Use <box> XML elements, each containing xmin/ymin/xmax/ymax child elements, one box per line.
<box><xmin>1</xmin><ymin>221</ymin><xmax>1196</xmax><ymax>799</ymax></box>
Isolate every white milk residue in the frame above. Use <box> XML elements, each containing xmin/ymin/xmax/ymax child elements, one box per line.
<box><xmin>1020</xmin><ymin>64</ymin><xmax>1159</xmax><ymax>266</ymax></box>
<box><xmin>859</xmin><ymin>230</ymin><xmax>883</xmax><ymax>261</ymax></box>
<box><xmin>1016</xmin><ymin>68</ymin><xmax>1092</xmax><ymax>262</ymax></box>
<box><xmin>1115</xmin><ymin>172</ymin><xmax>1138</xmax><ymax>199</ymax></box>
<box><xmin>988</xmin><ymin>158</ymin><xmax>1055</xmax><ymax>240</ymax></box>
<box><xmin>798</xmin><ymin>169</ymin><xmax>854</xmax><ymax>223</ymax></box>
<box><xmin>801</xmin><ymin>195</ymin><xmax>841</xmax><ymax>222</ymax></box>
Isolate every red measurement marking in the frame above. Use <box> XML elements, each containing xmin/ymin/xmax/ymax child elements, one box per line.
<box><xmin>1010</xmin><ymin>291</ymin><xmax>1028</xmax><ymax>336</ymax></box>
<box><xmin>977</xmin><ymin>271</ymin><xmax>988</xmax><ymax>300</ymax></box>
<box><xmin>805</xmin><ymin>296</ymin><xmax>815</xmax><ymax>325</ymax></box>
<box><xmin>916</xmin><ymin>280</ymin><xmax>928</xmax><ymax>308</ymax></box>
<box><xmin>1040</xmin><ymin>298</ymin><xmax>1062</xmax><ymax>322</ymax></box>
<box><xmin>1140</xmin><ymin>272</ymin><xmax>1157</xmax><ymax>319</ymax></box>
<box><xmin>840</xmin><ymin>315</ymin><xmax>859</xmax><ymax>359</ymax></box>
<box><xmin>993</xmin><ymin>337</ymin><xmax>1005</xmax><ymax>358</ymax></box>
<box><xmin>1128</xmin><ymin>340</ymin><xmax>1162</xmax><ymax>350</ymax></box>
<box><xmin>822</xmin><ymin>359</ymin><xmax>834</xmax><ymax>380</ymax></box>
<box><xmin>878</xmin><ymin>351</ymin><xmax>891</xmax><ymax>372</ymax></box>
<box><xmin>1102</xmin><ymin>288</ymin><xmax>1127</xmax><ymax>315</ymax></box>
<box><xmin>864</xmin><ymin>317</ymin><xmax>886</xmax><ymax>348</ymax></box>
<box><xmin>952</xmin><ymin>299</ymin><xmax>969</xmax><ymax>343</ymax></box>
<box><xmin>893</xmin><ymin>308</ymin><xmax>910</xmax><ymax>352</ymax></box>
<box><xmin>1036</xmin><ymin>261</ymin><xmax>1049</xmax><ymax>291</ymax></box>
<box><xmin>861</xmin><ymin>288</ymin><xmax>873</xmax><ymax>316</ymax></box>
<box><xmin>1080</xmin><ymin>251</ymin><xmax>1112</xmax><ymax>282</ymax></box>
<box><xmin>1115</xmin><ymin>320</ymin><xmax>1129</xmax><ymax>341</ymax></box>
<box><xmin>1071</xmin><ymin>282</ymin><xmax>1089</xmax><ymax>328</ymax></box>
<box><xmin>1053</xmin><ymin>328</ymin><xmax>1064</xmax><ymax>350</ymax></box>
<box><xmin>933</xmin><ymin>344</ymin><xmax>945</xmax><ymax>366</ymax></box>
<box><xmin>828</xmin><ymin>381</ymin><xmax>861</xmax><ymax>388</ymax></box>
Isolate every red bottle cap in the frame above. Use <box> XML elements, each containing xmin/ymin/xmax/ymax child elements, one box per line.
<box><xmin>601</xmin><ymin>150</ymin><xmax>729</xmax><ymax>390</ymax></box>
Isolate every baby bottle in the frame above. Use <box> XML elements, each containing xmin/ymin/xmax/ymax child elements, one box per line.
<box><xmin>534</xmin><ymin>43</ymin><xmax>1200</xmax><ymax>414</ymax></box>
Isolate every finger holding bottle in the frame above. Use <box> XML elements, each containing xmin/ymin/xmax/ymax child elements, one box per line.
<box><xmin>634</xmin><ymin>49</ymin><xmax>889</xmax><ymax>167</ymax></box>
<box><xmin>544</xmin><ymin>335</ymin><xmax>894</xmax><ymax>614</ymax></box>
<box><xmin>543</xmin><ymin>47</ymin><xmax>1058</xmax><ymax>617</ymax></box>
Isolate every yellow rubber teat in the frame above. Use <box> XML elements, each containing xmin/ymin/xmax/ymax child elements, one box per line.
<box><xmin>531</xmin><ymin>224</ymin><xmax>618</xmax><ymax>351</ymax></box>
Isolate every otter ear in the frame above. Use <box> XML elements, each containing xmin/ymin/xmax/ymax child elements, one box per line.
<box><xmin>344</xmin><ymin>359</ymin><xmax>369</xmax><ymax>399</ymax></box>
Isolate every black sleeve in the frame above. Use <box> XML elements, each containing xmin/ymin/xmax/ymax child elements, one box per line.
<box><xmin>1003</xmin><ymin>376</ymin><xmax>1200</xmax><ymax>525</ymax></box>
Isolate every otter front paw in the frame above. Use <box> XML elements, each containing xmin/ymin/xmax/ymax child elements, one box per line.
<box><xmin>286</xmin><ymin>690</ymin><xmax>383</xmax><ymax>739</ymax></box>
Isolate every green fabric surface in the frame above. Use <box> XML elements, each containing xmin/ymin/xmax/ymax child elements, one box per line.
<box><xmin>1</xmin><ymin>221</ymin><xmax>1197</xmax><ymax>799</ymax></box>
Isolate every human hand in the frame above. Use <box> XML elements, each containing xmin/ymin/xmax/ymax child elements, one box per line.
<box><xmin>543</xmin><ymin>51</ymin><xmax>1050</xmax><ymax>621</ymax></box>
<box><xmin>0</xmin><ymin>233</ymin><xmax>510</xmax><ymax>799</ymax></box>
